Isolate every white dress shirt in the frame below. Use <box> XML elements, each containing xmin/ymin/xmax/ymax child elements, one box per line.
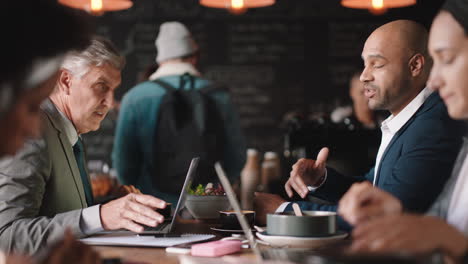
<box><xmin>55</xmin><ymin>105</ymin><xmax>104</xmax><ymax>235</ymax></box>
<box><xmin>373</xmin><ymin>87</ymin><xmax>433</xmax><ymax>184</ymax></box>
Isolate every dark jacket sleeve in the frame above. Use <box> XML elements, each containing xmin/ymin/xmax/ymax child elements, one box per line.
<box><xmin>281</xmin><ymin>168</ymin><xmax>373</xmax><ymax>230</ymax></box>
<box><xmin>310</xmin><ymin>167</ymin><xmax>372</xmax><ymax>203</ymax></box>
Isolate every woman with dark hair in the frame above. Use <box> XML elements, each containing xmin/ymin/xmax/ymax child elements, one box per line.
<box><xmin>0</xmin><ymin>0</ymin><xmax>90</xmax><ymax>156</ymax></box>
<box><xmin>338</xmin><ymin>0</ymin><xmax>468</xmax><ymax>261</ymax></box>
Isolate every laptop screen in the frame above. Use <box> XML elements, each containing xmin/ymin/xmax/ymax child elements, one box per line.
<box><xmin>167</xmin><ymin>157</ymin><xmax>199</xmax><ymax>232</ymax></box>
<box><xmin>214</xmin><ymin>162</ymin><xmax>263</xmax><ymax>262</ymax></box>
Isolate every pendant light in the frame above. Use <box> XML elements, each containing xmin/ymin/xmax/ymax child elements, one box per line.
<box><xmin>58</xmin><ymin>0</ymin><xmax>133</xmax><ymax>15</ymax></box>
<box><xmin>341</xmin><ymin>0</ymin><xmax>416</xmax><ymax>15</ymax></box>
<box><xmin>200</xmin><ymin>0</ymin><xmax>275</xmax><ymax>14</ymax></box>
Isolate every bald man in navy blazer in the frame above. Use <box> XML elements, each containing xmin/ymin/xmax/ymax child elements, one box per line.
<box><xmin>254</xmin><ymin>20</ymin><xmax>465</xmax><ymax>229</ymax></box>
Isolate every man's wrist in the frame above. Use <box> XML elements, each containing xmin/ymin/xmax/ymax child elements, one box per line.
<box><xmin>307</xmin><ymin>170</ymin><xmax>328</xmax><ymax>192</ymax></box>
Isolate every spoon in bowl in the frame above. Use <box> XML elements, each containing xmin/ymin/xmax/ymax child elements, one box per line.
<box><xmin>292</xmin><ymin>203</ymin><xmax>303</xmax><ymax>216</ymax></box>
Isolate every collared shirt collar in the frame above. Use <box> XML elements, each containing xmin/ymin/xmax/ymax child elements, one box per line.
<box><xmin>380</xmin><ymin>87</ymin><xmax>433</xmax><ymax>135</ymax></box>
<box><xmin>51</xmin><ymin>102</ymin><xmax>79</xmax><ymax>146</ymax></box>
<box><xmin>148</xmin><ymin>62</ymin><xmax>201</xmax><ymax>81</ymax></box>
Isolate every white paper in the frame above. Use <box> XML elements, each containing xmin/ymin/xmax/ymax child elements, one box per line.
<box><xmin>80</xmin><ymin>233</ymin><xmax>215</xmax><ymax>247</ymax></box>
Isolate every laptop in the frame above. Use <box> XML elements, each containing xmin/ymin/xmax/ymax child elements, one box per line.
<box><xmin>214</xmin><ymin>162</ymin><xmax>264</xmax><ymax>263</ymax></box>
<box><xmin>103</xmin><ymin>157</ymin><xmax>199</xmax><ymax>235</ymax></box>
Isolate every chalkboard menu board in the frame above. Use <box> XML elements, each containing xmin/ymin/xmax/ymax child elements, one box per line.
<box><xmin>82</xmin><ymin>0</ymin><xmax>444</xmax><ymax>164</ymax></box>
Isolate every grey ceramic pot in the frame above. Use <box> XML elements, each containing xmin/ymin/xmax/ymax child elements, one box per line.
<box><xmin>267</xmin><ymin>211</ymin><xmax>337</xmax><ymax>237</ymax></box>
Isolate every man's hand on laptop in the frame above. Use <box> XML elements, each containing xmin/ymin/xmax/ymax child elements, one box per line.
<box><xmin>100</xmin><ymin>193</ymin><xmax>167</xmax><ymax>233</ymax></box>
<box><xmin>285</xmin><ymin>147</ymin><xmax>329</xmax><ymax>198</ymax></box>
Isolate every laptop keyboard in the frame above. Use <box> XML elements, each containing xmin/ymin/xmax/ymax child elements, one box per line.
<box><xmin>143</xmin><ymin>221</ymin><xmax>170</xmax><ymax>232</ymax></box>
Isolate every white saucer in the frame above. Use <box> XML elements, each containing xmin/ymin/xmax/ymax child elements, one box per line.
<box><xmin>256</xmin><ymin>231</ymin><xmax>348</xmax><ymax>248</ymax></box>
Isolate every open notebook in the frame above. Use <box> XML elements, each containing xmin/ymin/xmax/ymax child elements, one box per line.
<box><xmin>80</xmin><ymin>233</ymin><xmax>214</xmax><ymax>247</ymax></box>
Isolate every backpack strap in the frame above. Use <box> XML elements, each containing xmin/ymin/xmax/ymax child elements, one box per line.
<box><xmin>152</xmin><ymin>73</ymin><xmax>197</xmax><ymax>91</ymax></box>
<box><xmin>151</xmin><ymin>78</ymin><xmax>176</xmax><ymax>92</ymax></box>
<box><xmin>153</xmin><ymin>73</ymin><xmax>228</xmax><ymax>94</ymax></box>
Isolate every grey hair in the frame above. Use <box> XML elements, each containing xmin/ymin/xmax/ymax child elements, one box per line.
<box><xmin>61</xmin><ymin>36</ymin><xmax>125</xmax><ymax>78</ymax></box>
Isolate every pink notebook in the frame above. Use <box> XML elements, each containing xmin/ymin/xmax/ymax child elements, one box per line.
<box><xmin>191</xmin><ymin>240</ymin><xmax>242</xmax><ymax>257</ymax></box>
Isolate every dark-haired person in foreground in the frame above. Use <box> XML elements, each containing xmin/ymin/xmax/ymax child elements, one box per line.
<box><xmin>0</xmin><ymin>1</ymin><xmax>101</xmax><ymax>263</ymax></box>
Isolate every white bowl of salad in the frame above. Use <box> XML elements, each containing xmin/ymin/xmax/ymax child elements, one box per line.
<box><xmin>185</xmin><ymin>183</ymin><xmax>231</xmax><ymax>219</ymax></box>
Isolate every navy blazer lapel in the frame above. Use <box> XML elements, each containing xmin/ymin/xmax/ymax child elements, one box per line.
<box><xmin>375</xmin><ymin>93</ymin><xmax>441</xmax><ymax>186</ymax></box>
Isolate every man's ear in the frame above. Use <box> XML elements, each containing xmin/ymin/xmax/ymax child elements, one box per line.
<box><xmin>409</xmin><ymin>53</ymin><xmax>425</xmax><ymax>77</ymax></box>
<box><xmin>57</xmin><ymin>69</ymin><xmax>73</xmax><ymax>95</ymax></box>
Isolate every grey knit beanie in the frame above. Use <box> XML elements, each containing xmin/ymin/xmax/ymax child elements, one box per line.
<box><xmin>155</xmin><ymin>22</ymin><xmax>199</xmax><ymax>63</ymax></box>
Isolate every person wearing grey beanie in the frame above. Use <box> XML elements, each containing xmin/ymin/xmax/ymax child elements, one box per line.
<box><xmin>155</xmin><ymin>21</ymin><xmax>199</xmax><ymax>64</ymax></box>
<box><xmin>335</xmin><ymin>1</ymin><xmax>468</xmax><ymax>262</ymax></box>
<box><xmin>113</xmin><ymin>21</ymin><xmax>246</xmax><ymax>204</ymax></box>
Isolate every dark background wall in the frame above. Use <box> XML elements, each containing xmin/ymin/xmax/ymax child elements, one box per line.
<box><xmin>83</xmin><ymin>0</ymin><xmax>445</xmax><ymax>165</ymax></box>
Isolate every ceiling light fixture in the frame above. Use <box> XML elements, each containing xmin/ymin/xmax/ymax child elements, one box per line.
<box><xmin>58</xmin><ymin>0</ymin><xmax>133</xmax><ymax>15</ymax></box>
<box><xmin>200</xmin><ymin>0</ymin><xmax>275</xmax><ymax>14</ymax></box>
<box><xmin>341</xmin><ymin>0</ymin><xmax>416</xmax><ymax>15</ymax></box>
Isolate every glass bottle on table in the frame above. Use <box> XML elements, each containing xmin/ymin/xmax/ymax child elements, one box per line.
<box><xmin>241</xmin><ymin>148</ymin><xmax>260</xmax><ymax>210</ymax></box>
<box><xmin>259</xmin><ymin>151</ymin><xmax>281</xmax><ymax>192</ymax></box>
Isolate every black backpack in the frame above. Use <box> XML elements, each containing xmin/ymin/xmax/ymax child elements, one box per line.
<box><xmin>151</xmin><ymin>73</ymin><xmax>226</xmax><ymax>194</ymax></box>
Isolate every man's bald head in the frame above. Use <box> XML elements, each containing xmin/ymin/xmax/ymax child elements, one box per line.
<box><xmin>360</xmin><ymin>20</ymin><xmax>431</xmax><ymax>115</ymax></box>
<box><xmin>365</xmin><ymin>20</ymin><xmax>432</xmax><ymax>75</ymax></box>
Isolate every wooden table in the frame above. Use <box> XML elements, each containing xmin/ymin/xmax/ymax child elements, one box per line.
<box><xmin>94</xmin><ymin>246</ymin><xmax>256</xmax><ymax>264</ymax></box>
<box><xmin>92</xmin><ymin>220</ymin><xmax>447</xmax><ymax>264</ymax></box>
<box><xmin>93</xmin><ymin>219</ymin><xmax>257</xmax><ymax>264</ymax></box>
<box><xmin>92</xmin><ymin>219</ymin><xmax>355</xmax><ymax>264</ymax></box>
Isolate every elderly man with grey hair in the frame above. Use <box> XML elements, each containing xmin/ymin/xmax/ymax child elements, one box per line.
<box><xmin>0</xmin><ymin>36</ymin><xmax>167</xmax><ymax>254</ymax></box>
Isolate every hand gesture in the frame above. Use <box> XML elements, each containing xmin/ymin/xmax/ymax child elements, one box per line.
<box><xmin>100</xmin><ymin>193</ymin><xmax>166</xmax><ymax>233</ymax></box>
<box><xmin>338</xmin><ymin>181</ymin><xmax>402</xmax><ymax>226</ymax></box>
<box><xmin>285</xmin><ymin>147</ymin><xmax>329</xmax><ymax>198</ymax></box>
<box><xmin>350</xmin><ymin>214</ymin><xmax>468</xmax><ymax>261</ymax></box>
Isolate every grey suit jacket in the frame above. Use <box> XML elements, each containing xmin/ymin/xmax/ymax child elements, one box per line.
<box><xmin>0</xmin><ymin>99</ymin><xmax>89</xmax><ymax>254</ymax></box>
<box><xmin>427</xmin><ymin>135</ymin><xmax>468</xmax><ymax>219</ymax></box>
